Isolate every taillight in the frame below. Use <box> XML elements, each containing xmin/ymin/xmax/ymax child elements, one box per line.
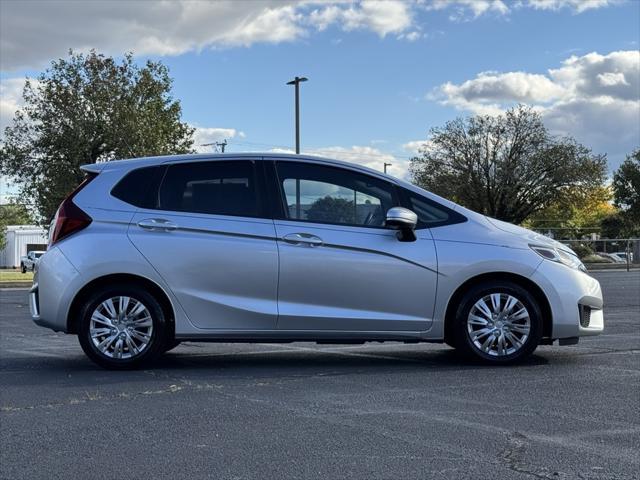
<box><xmin>49</xmin><ymin>174</ymin><xmax>97</xmax><ymax>247</ymax></box>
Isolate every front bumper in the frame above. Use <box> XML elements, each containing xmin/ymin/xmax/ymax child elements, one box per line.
<box><xmin>531</xmin><ymin>260</ymin><xmax>604</xmax><ymax>339</ymax></box>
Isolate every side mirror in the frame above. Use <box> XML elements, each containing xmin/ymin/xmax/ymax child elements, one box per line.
<box><xmin>385</xmin><ymin>207</ymin><xmax>418</xmax><ymax>242</ymax></box>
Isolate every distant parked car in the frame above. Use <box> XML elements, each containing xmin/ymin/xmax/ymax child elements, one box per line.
<box><xmin>20</xmin><ymin>250</ymin><xmax>45</xmax><ymax>273</ymax></box>
<box><xmin>30</xmin><ymin>153</ymin><xmax>604</xmax><ymax>369</ymax></box>
<box><xmin>613</xmin><ymin>251</ymin><xmax>633</xmax><ymax>263</ymax></box>
<box><xmin>598</xmin><ymin>252</ymin><xmax>624</xmax><ymax>263</ymax></box>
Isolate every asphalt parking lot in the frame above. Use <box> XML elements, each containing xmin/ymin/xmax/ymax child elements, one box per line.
<box><xmin>1</xmin><ymin>270</ymin><xmax>638</xmax><ymax>480</ymax></box>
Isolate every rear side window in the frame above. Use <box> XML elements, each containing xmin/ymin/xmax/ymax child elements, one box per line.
<box><xmin>158</xmin><ymin>161</ymin><xmax>262</xmax><ymax>218</ymax></box>
<box><xmin>111</xmin><ymin>166</ymin><xmax>164</xmax><ymax>208</ymax></box>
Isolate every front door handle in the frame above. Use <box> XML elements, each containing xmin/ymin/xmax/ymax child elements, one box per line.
<box><xmin>137</xmin><ymin>218</ymin><xmax>178</xmax><ymax>232</ymax></box>
<box><xmin>282</xmin><ymin>233</ymin><xmax>323</xmax><ymax>247</ymax></box>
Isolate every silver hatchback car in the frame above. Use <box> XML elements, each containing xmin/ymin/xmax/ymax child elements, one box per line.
<box><xmin>30</xmin><ymin>153</ymin><xmax>603</xmax><ymax>368</ymax></box>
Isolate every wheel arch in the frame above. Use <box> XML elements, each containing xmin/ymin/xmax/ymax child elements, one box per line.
<box><xmin>67</xmin><ymin>273</ymin><xmax>175</xmax><ymax>336</ymax></box>
<box><xmin>443</xmin><ymin>272</ymin><xmax>552</xmax><ymax>346</ymax></box>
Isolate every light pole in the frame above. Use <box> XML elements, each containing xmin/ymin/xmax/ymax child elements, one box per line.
<box><xmin>286</xmin><ymin>76</ymin><xmax>308</xmax><ymax>154</ymax></box>
<box><xmin>384</xmin><ymin>162</ymin><xmax>392</xmax><ymax>174</ymax></box>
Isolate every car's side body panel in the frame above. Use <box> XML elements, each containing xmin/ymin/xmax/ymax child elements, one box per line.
<box><xmin>274</xmin><ymin>220</ymin><xmax>438</xmax><ymax>331</ymax></box>
<box><xmin>128</xmin><ymin>210</ymin><xmax>280</xmax><ymax>330</ymax></box>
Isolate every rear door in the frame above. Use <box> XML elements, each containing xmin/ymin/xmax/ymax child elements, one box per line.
<box><xmin>270</xmin><ymin>160</ymin><xmax>439</xmax><ymax>332</ymax></box>
<box><xmin>127</xmin><ymin>159</ymin><xmax>279</xmax><ymax>330</ymax></box>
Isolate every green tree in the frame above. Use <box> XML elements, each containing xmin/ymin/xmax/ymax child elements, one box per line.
<box><xmin>524</xmin><ymin>186</ymin><xmax>615</xmax><ymax>239</ymax></box>
<box><xmin>409</xmin><ymin>105</ymin><xmax>607</xmax><ymax>224</ymax></box>
<box><xmin>612</xmin><ymin>148</ymin><xmax>640</xmax><ymax>226</ymax></box>
<box><xmin>0</xmin><ymin>203</ymin><xmax>33</xmax><ymax>249</ymax></box>
<box><xmin>600</xmin><ymin>213</ymin><xmax>633</xmax><ymax>238</ymax></box>
<box><xmin>0</xmin><ymin>50</ymin><xmax>194</xmax><ymax>222</ymax></box>
<box><xmin>306</xmin><ymin>196</ymin><xmax>355</xmax><ymax>224</ymax></box>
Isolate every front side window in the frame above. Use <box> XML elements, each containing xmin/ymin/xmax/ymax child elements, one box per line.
<box><xmin>276</xmin><ymin>162</ymin><xmax>397</xmax><ymax>227</ymax></box>
<box><xmin>158</xmin><ymin>161</ymin><xmax>262</xmax><ymax>217</ymax></box>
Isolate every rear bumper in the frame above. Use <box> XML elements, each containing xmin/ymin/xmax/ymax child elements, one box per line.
<box><xmin>30</xmin><ymin>247</ymin><xmax>81</xmax><ymax>333</ymax></box>
<box><xmin>531</xmin><ymin>261</ymin><xmax>604</xmax><ymax>339</ymax></box>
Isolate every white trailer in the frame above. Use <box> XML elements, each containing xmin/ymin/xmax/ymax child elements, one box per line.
<box><xmin>0</xmin><ymin>225</ymin><xmax>48</xmax><ymax>268</ymax></box>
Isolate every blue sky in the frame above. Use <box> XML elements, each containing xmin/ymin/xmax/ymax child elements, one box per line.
<box><xmin>1</xmin><ymin>0</ymin><xmax>639</xmax><ymax>190</ymax></box>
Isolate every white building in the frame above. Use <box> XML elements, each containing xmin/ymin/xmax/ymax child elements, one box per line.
<box><xmin>0</xmin><ymin>225</ymin><xmax>48</xmax><ymax>268</ymax></box>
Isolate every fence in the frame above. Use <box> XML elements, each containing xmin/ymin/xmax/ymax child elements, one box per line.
<box><xmin>561</xmin><ymin>238</ymin><xmax>639</xmax><ymax>270</ymax></box>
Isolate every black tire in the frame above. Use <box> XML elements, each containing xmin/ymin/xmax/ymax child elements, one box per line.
<box><xmin>21</xmin><ymin>264</ymin><xmax>27</xmax><ymax>274</ymax></box>
<box><xmin>452</xmin><ymin>281</ymin><xmax>542</xmax><ymax>364</ymax></box>
<box><xmin>77</xmin><ymin>284</ymin><xmax>168</xmax><ymax>369</ymax></box>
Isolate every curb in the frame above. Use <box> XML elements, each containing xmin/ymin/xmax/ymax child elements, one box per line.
<box><xmin>585</xmin><ymin>264</ymin><xmax>640</xmax><ymax>271</ymax></box>
<box><xmin>0</xmin><ymin>282</ymin><xmax>33</xmax><ymax>289</ymax></box>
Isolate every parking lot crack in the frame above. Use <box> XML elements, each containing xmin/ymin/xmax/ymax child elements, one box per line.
<box><xmin>499</xmin><ymin>432</ymin><xmax>572</xmax><ymax>480</ymax></box>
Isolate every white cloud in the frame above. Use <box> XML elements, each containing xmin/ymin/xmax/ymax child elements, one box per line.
<box><xmin>0</xmin><ymin>0</ymin><xmax>623</xmax><ymax>71</ymax></box>
<box><xmin>193</xmin><ymin>127</ymin><xmax>245</xmax><ymax>153</ymax></box>
<box><xmin>0</xmin><ymin>1</ymin><xmax>418</xmax><ymax>71</ymax></box>
<box><xmin>402</xmin><ymin>140</ymin><xmax>433</xmax><ymax>155</ymax></box>
<box><xmin>426</xmin><ymin>0</ymin><xmax>509</xmax><ymax>19</ymax></box>
<box><xmin>308</xmin><ymin>1</ymin><xmax>414</xmax><ymax>37</ymax></box>
<box><xmin>436</xmin><ymin>71</ymin><xmax>566</xmax><ymax>106</ymax></box>
<box><xmin>0</xmin><ymin>78</ymin><xmax>28</xmax><ymax>134</ymax></box>
<box><xmin>430</xmin><ymin>50</ymin><xmax>640</xmax><ymax>169</ymax></box>
<box><xmin>334</xmin><ymin>1</ymin><xmax>413</xmax><ymax>36</ymax></box>
<box><xmin>525</xmin><ymin>0</ymin><xmax>621</xmax><ymax>14</ymax></box>
<box><xmin>425</xmin><ymin>0</ymin><xmax>618</xmax><ymax>19</ymax></box>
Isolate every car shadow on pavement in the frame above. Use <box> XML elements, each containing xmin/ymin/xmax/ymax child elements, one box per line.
<box><xmin>1</xmin><ymin>345</ymin><xmax>552</xmax><ymax>390</ymax></box>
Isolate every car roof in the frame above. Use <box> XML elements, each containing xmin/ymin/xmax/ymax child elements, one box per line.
<box><xmin>82</xmin><ymin>152</ymin><xmax>388</xmax><ymax>178</ymax></box>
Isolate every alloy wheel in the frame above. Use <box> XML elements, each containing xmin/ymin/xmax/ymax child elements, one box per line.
<box><xmin>89</xmin><ymin>296</ymin><xmax>153</xmax><ymax>359</ymax></box>
<box><xmin>466</xmin><ymin>293</ymin><xmax>531</xmax><ymax>357</ymax></box>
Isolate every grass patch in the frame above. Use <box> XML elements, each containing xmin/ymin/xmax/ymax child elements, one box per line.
<box><xmin>0</xmin><ymin>269</ymin><xmax>34</xmax><ymax>282</ymax></box>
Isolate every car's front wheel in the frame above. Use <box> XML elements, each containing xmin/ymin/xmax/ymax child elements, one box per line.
<box><xmin>452</xmin><ymin>281</ymin><xmax>542</xmax><ymax>364</ymax></box>
<box><xmin>77</xmin><ymin>285</ymin><xmax>167</xmax><ymax>369</ymax></box>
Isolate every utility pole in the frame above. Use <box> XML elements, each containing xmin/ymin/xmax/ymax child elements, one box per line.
<box><xmin>200</xmin><ymin>140</ymin><xmax>227</xmax><ymax>153</ymax></box>
<box><xmin>286</xmin><ymin>76</ymin><xmax>308</xmax><ymax>154</ymax></box>
<box><xmin>384</xmin><ymin>162</ymin><xmax>392</xmax><ymax>174</ymax></box>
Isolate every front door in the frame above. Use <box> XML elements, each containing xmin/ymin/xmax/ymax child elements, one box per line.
<box><xmin>271</xmin><ymin>160</ymin><xmax>438</xmax><ymax>332</ymax></box>
<box><xmin>128</xmin><ymin>159</ymin><xmax>279</xmax><ymax>330</ymax></box>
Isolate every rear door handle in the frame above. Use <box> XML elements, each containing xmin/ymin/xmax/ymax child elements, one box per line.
<box><xmin>137</xmin><ymin>218</ymin><xmax>178</xmax><ymax>232</ymax></box>
<box><xmin>282</xmin><ymin>233</ymin><xmax>323</xmax><ymax>247</ymax></box>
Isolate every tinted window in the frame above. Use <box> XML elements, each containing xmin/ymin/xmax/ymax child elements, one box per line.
<box><xmin>111</xmin><ymin>166</ymin><xmax>164</xmax><ymax>208</ymax></box>
<box><xmin>158</xmin><ymin>161</ymin><xmax>261</xmax><ymax>217</ymax></box>
<box><xmin>403</xmin><ymin>189</ymin><xmax>467</xmax><ymax>228</ymax></box>
<box><xmin>276</xmin><ymin>162</ymin><xmax>397</xmax><ymax>227</ymax></box>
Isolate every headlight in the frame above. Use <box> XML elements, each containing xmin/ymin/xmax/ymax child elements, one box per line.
<box><xmin>530</xmin><ymin>244</ymin><xmax>586</xmax><ymax>272</ymax></box>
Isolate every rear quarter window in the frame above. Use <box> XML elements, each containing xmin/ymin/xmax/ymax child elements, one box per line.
<box><xmin>111</xmin><ymin>166</ymin><xmax>165</xmax><ymax>208</ymax></box>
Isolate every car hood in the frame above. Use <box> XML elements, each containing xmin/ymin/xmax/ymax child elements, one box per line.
<box><xmin>484</xmin><ymin>216</ymin><xmax>575</xmax><ymax>254</ymax></box>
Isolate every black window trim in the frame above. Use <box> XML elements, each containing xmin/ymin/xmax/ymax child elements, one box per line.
<box><xmin>270</xmin><ymin>159</ymin><xmax>401</xmax><ymax>230</ymax></box>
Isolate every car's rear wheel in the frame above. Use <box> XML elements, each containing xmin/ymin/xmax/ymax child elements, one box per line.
<box><xmin>452</xmin><ymin>281</ymin><xmax>542</xmax><ymax>364</ymax></box>
<box><xmin>21</xmin><ymin>264</ymin><xmax>27</xmax><ymax>274</ymax></box>
<box><xmin>77</xmin><ymin>285</ymin><xmax>167</xmax><ymax>369</ymax></box>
